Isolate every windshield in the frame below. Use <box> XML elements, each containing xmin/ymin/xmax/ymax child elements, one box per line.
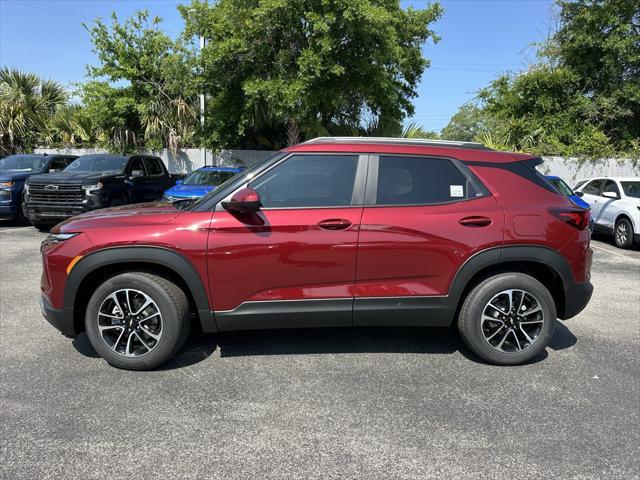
<box><xmin>620</xmin><ymin>181</ymin><xmax>640</xmax><ymax>198</ymax></box>
<box><xmin>64</xmin><ymin>155</ymin><xmax>127</xmax><ymax>173</ymax></box>
<box><xmin>0</xmin><ymin>155</ymin><xmax>46</xmax><ymax>173</ymax></box>
<box><xmin>183</xmin><ymin>169</ymin><xmax>238</xmax><ymax>186</ymax></box>
<box><xmin>548</xmin><ymin>177</ymin><xmax>574</xmax><ymax>196</ymax></box>
<box><xmin>187</xmin><ymin>152</ymin><xmax>286</xmax><ymax>211</ymax></box>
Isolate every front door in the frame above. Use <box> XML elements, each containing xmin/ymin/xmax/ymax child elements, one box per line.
<box><xmin>598</xmin><ymin>179</ymin><xmax>622</xmax><ymax>230</ymax></box>
<box><xmin>354</xmin><ymin>154</ymin><xmax>504</xmax><ymax>326</ymax></box>
<box><xmin>208</xmin><ymin>153</ymin><xmax>366</xmax><ymax>330</ymax></box>
<box><xmin>579</xmin><ymin>179</ymin><xmax>605</xmax><ymax>224</ymax></box>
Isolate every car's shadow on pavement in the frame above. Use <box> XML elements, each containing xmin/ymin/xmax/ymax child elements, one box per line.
<box><xmin>72</xmin><ymin>320</ymin><xmax>578</xmax><ymax>370</ymax></box>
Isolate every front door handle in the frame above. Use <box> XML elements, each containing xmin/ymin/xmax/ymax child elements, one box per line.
<box><xmin>459</xmin><ymin>216</ymin><xmax>492</xmax><ymax>227</ymax></box>
<box><xmin>318</xmin><ymin>219</ymin><xmax>352</xmax><ymax>230</ymax></box>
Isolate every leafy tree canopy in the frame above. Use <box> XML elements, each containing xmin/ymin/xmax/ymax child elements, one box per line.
<box><xmin>179</xmin><ymin>0</ymin><xmax>442</xmax><ymax>149</ymax></box>
<box><xmin>445</xmin><ymin>0</ymin><xmax>639</xmax><ymax>159</ymax></box>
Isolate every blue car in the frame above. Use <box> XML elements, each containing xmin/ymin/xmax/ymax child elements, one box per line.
<box><xmin>0</xmin><ymin>153</ymin><xmax>77</xmax><ymax>222</ymax></box>
<box><xmin>162</xmin><ymin>165</ymin><xmax>244</xmax><ymax>202</ymax></box>
<box><xmin>546</xmin><ymin>175</ymin><xmax>590</xmax><ymax>209</ymax></box>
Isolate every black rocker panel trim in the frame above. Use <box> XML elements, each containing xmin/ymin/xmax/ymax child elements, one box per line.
<box><xmin>216</xmin><ymin>299</ymin><xmax>353</xmax><ymax>331</ymax></box>
<box><xmin>64</xmin><ymin>246</ymin><xmax>217</xmax><ymax>333</ymax></box>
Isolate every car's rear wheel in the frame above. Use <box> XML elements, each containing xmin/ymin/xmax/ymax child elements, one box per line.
<box><xmin>85</xmin><ymin>272</ymin><xmax>190</xmax><ymax>370</ymax></box>
<box><xmin>614</xmin><ymin>218</ymin><xmax>634</xmax><ymax>249</ymax></box>
<box><xmin>458</xmin><ymin>273</ymin><xmax>556</xmax><ymax>365</ymax></box>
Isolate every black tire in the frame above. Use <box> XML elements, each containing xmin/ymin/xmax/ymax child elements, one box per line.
<box><xmin>85</xmin><ymin>272</ymin><xmax>191</xmax><ymax>370</ymax></box>
<box><xmin>31</xmin><ymin>222</ymin><xmax>54</xmax><ymax>232</ymax></box>
<box><xmin>614</xmin><ymin>217</ymin><xmax>634</xmax><ymax>249</ymax></box>
<box><xmin>458</xmin><ymin>273</ymin><xmax>556</xmax><ymax>365</ymax></box>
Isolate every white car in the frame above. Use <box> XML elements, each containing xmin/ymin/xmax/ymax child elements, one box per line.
<box><xmin>574</xmin><ymin>177</ymin><xmax>640</xmax><ymax>249</ymax></box>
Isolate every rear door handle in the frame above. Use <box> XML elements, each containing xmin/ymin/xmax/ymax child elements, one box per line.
<box><xmin>459</xmin><ymin>216</ymin><xmax>492</xmax><ymax>227</ymax></box>
<box><xmin>318</xmin><ymin>219</ymin><xmax>352</xmax><ymax>230</ymax></box>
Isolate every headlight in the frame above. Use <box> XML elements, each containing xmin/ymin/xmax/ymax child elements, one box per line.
<box><xmin>42</xmin><ymin>232</ymin><xmax>79</xmax><ymax>246</ymax></box>
<box><xmin>0</xmin><ymin>180</ymin><xmax>13</xmax><ymax>189</ymax></box>
<box><xmin>83</xmin><ymin>182</ymin><xmax>103</xmax><ymax>194</ymax></box>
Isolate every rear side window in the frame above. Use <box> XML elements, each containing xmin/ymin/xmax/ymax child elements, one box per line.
<box><xmin>582</xmin><ymin>179</ymin><xmax>603</xmax><ymax>195</ymax></box>
<box><xmin>376</xmin><ymin>156</ymin><xmax>481</xmax><ymax>206</ymax></box>
<box><xmin>250</xmin><ymin>154</ymin><xmax>358</xmax><ymax>208</ymax></box>
<box><xmin>144</xmin><ymin>157</ymin><xmax>164</xmax><ymax>176</ymax></box>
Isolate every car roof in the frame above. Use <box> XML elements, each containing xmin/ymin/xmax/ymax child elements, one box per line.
<box><xmin>579</xmin><ymin>177</ymin><xmax>639</xmax><ymax>182</ymax></box>
<box><xmin>286</xmin><ymin>137</ymin><xmax>536</xmax><ymax>163</ymax></box>
<box><xmin>2</xmin><ymin>153</ymin><xmax>74</xmax><ymax>159</ymax></box>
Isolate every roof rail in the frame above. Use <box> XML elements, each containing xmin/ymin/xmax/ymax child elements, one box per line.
<box><xmin>300</xmin><ymin>136</ymin><xmax>493</xmax><ymax>151</ymax></box>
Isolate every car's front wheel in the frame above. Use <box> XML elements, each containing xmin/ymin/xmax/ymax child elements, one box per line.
<box><xmin>85</xmin><ymin>272</ymin><xmax>190</xmax><ymax>370</ymax></box>
<box><xmin>614</xmin><ymin>217</ymin><xmax>634</xmax><ymax>249</ymax></box>
<box><xmin>458</xmin><ymin>273</ymin><xmax>556</xmax><ymax>365</ymax></box>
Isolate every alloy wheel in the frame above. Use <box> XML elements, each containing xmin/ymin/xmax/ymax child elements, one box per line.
<box><xmin>97</xmin><ymin>289</ymin><xmax>163</xmax><ymax>357</ymax></box>
<box><xmin>615</xmin><ymin>222</ymin><xmax>629</xmax><ymax>246</ymax></box>
<box><xmin>481</xmin><ymin>289</ymin><xmax>545</xmax><ymax>353</ymax></box>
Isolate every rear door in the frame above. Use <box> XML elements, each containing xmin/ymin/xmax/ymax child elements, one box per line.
<box><xmin>354</xmin><ymin>154</ymin><xmax>504</xmax><ymax>326</ymax></box>
<box><xmin>208</xmin><ymin>153</ymin><xmax>367</xmax><ymax>330</ymax></box>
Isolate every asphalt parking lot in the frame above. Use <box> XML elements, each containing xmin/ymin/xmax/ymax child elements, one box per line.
<box><xmin>1</xmin><ymin>223</ymin><xmax>639</xmax><ymax>480</ymax></box>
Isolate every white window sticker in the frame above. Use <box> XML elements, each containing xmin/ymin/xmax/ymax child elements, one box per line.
<box><xmin>450</xmin><ymin>185</ymin><xmax>464</xmax><ymax>197</ymax></box>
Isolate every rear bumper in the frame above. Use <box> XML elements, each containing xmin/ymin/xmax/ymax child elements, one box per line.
<box><xmin>562</xmin><ymin>280</ymin><xmax>593</xmax><ymax>319</ymax></box>
<box><xmin>40</xmin><ymin>295</ymin><xmax>76</xmax><ymax>338</ymax></box>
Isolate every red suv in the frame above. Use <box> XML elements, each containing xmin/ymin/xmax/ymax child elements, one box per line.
<box><xmin>40</xmin><ymin>138</ymin><xmax>593</xmax><ymax>370</ymax></box>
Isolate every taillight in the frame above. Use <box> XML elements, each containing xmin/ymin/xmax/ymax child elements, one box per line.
<box><xmin>549</xmin><ymin>207</ymin><xmax>590</xmax><ymax>230</ymax></box>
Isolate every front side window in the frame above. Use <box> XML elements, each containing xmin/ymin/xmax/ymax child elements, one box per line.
<box><xmin>128</xmin><ymin>158</ymin><xmax>146</xmax><ymax>175</ymax></box>
<box><xmin>250</xmin><ymin>155</ymin><xmax>358</xmax><ymax>208</ymax></box>
<box><xmin>602</xmin><ymin>180</ymin><xmax>620</xmax><ymax>197</ymax></box>
<box><xmin>582</xmin><ymin>179</ymin><xmax>603</xmax><ymax>195</ymax></box>
<box><xmin>144</xmin><ymin>158</ymin><xmax>164</xmax><ymax>175</ymax></box>
<box><xmin>376</xmin><ymin>156</ymin><xmax>478</xmax><ymax>206</ymax></box>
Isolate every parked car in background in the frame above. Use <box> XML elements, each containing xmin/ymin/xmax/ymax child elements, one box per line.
<box><xmin>40</xmin><ymin>137</ymin><xmax>593</xmax><ymax>370</ymax></box>
<box><xmin>162</xmin><ymin>165</ymin><xmax>244</xmax><ymax>203</ymax></box>
<box><xmin>546</xmin><ymin>175</ymin><xmax>590</xmax><ymax>209</ymax></box>
<box><xmin>24</xmin><ymin>154</ymin><xmax>183</xmax><ymax>230</ymax></box>
<box><xmin>574</xmin><ymin>177</ymin><xmax>640</xmax><ymax>249</ymax></box>
<box><xmin>546</xmin><ymin>175</ymin><xmax>593</xmax><ymax>232</ymax></box>
<box><xmin>0</xmin><ymin>154</ymin><xmax>78</xmax><ymax>222</ymax></box>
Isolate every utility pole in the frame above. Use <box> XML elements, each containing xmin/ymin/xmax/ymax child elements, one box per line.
<box><xmin>189</xmin><ymin>8</ymin><xmax>207</xmax><ymax>167</ymax></box>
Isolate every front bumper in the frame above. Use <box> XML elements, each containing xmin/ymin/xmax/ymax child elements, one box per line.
<box><xmin>0</xmin><ymin>203</ymin><xmax>18</xmax><ymax>220</ymax></box>
<box><xmin>25</xmin><ymin>203</ymin><xmax>91</xmax><ymax>223</ymax></box>
<box><xmin>562</xmin><ymin>280</ymin><xmax>594</xmax><ymax>319</ymax></box>
<box><xmin>40</xmin><ymin>295</ymin><xmax>76</xmax><ymax>338</ymax></box>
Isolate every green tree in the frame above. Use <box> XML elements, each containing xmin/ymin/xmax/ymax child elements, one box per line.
<box><xmin>441</xmin><ymin>103</ymin><xmax>492</xmax><ymax>142</ymax></box>
<box><xmin>180</xmin><ymin>0</ymin><xmax>442</xmax><ymax>149</ymax></box>
<box><xmin>84</xmin><ymin>10</ymin><xmax>198</xmax><ymax>151</ymax></box>
<box><xmin>458</xmin><ymin>0</ymin><xmax>639</xmax><ymax>158</ymax></box>
<box><xmin>0</xmin><ymin>68</ymin><xmax>67</xmax><ymax>154</ymax></box>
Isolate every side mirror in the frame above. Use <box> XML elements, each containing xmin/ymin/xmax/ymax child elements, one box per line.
<box><xmin>221</xmin><ymin>187</ymin><xmax>261</xmax><ymax>213</ymax></box>
<box><xmin>175</xmin><ymin>179</ymin><xmax>182</xmax><ymax>185</ymax></box>
<box><xmin>49</xmin><ymin>168</ymin><xmax>59</xmax><ymax>173</ymax></box>
<box><xmin>574</xmin><ymin>191</ymin><xmax>584</xmax><ymax>197</ymax></box>
<box><xmin>130</xmin><ymin>169</ymin><xmax>145</xmax><ymax>178</ymax></box>
<box><xmin>602</xmin><ymin>191</ymin><xmax>619</xmax><ymax>199</ymax></box>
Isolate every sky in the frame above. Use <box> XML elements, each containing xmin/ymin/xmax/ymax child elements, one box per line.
<box><xmin>0</xmin><ymin>0</ymin><xmax>555</xmax><ymax>131</ymax></box>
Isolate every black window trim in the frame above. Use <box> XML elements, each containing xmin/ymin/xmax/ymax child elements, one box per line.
<box><xmin>214</xmin><ymin>152</ymin><xmax>369</xmax><ymax>212</ymax></box>
<box><xmin>364</xmin><ymin>153</ymin><xmax>492</xmax><ymax>208</ymax></box>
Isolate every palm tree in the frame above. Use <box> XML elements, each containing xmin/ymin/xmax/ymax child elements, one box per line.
<box><xmin>0</xmin><ymin>67</ymin><xmax>67</xmax><ymax>154</ymax></box>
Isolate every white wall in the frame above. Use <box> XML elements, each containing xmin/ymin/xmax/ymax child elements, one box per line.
<box><xmin>35</xmin><ymin>148</ymin><xmax>639</xmax><ymax>183</ymax></box>
<box><xmin>34</xmin><ymin>148</ymin><xmax>275</xmax><ymax>173</ymax></box>
<box><xmin>539</xmin><ymin>156</ymin><xmax>639</xmax><ymax>186</ymax></box>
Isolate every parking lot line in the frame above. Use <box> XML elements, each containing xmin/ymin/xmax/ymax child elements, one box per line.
<box><xmin>591</xmin><ymin>242</ymin><xmax>640</xmax><ymax>262</ymax></box>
